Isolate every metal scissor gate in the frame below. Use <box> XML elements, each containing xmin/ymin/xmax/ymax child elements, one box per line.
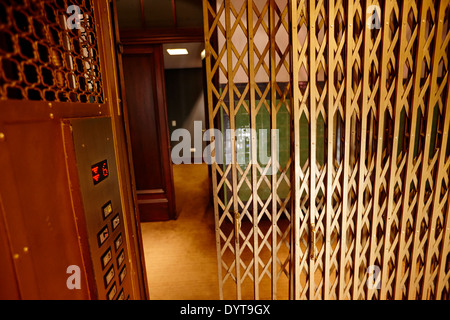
<box><xmin>203</xmin><ymin>0</ymin><xmax>450</xmax><ymax>300</ymax></box>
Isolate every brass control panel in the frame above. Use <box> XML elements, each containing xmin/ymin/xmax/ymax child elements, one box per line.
<box><xmin>69</xmin><ymin>117</ymin><xmax>132</xmax><ymax>300</ymax></box>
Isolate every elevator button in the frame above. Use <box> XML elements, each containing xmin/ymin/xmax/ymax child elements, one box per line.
<box><xmin>114</xmin><ymin>233</ymin><xmax>123</xmax><ymax>251</ymax></box>
<box><xmin>104</xmin><ymin>265</ymin><xmax>115</xmax><ymax>287</ymax></box>
<box><xmin>119</xmin><ymin>265</ymin><xmax>127</xmax><ymax>284</ymax></box>
<box><xmin>97</xmin><ymin>226</ymin><xmax>109</xmax><ymax>247</ymax></box>
<box><xmin>101</xmin><ymin>247</ymin><xmax>112</xmax><ymax>269</ymax></box>
<box><xmin>102</xmin><ymin>201</ymin><xmax>113</xmax><ymax>220</ymax></box>
<box><xmin>117</xmin><ymin>249</ymin><xmax>125</xmax><ymax>268</ymax></box>
<box><xmin>112</xmin><ymin>214</ymin><xmax>120</xmax><ymax>230</ymax></box>
<box><xmin>117</xmin><ymin>289</ymin><xmax>125</xmax><ymax>300</ymax></box>
<box><xmin>107</xmin><ymin>283</ymin><xmax>117</xmax><ymax>300</ymax></box>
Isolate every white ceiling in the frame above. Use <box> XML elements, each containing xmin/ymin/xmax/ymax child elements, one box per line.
<box><xmin>163</xmin><ymin>42</ymin><xmax>205</xmax><ymax>69</ymax></box>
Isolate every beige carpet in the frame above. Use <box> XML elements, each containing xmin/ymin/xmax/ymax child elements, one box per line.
<box><xmin>141</xmin><ymin>164</ymin><xmax>220</xmax><ymax>300</ymax></box>
<box><xmin>140</xmin><ymin>163</ymin><xmax>293</xmax><ymax>300</ymax></box>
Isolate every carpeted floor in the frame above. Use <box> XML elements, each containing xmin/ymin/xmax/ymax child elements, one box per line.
<box><xmin>140</xmin><ymin>163</ymin><xmax>294</xmax><ymax>300</ymax></box>
<box><xmin>140</xmin><ymin>164</ymin><xmax>220</xmax><ymax>300</ymax></box>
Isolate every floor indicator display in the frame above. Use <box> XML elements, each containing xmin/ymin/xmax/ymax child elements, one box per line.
<box><xmin>67</xmin><ymin>117</ymin><xmax>133</xmax><ymax>300</ymax></box>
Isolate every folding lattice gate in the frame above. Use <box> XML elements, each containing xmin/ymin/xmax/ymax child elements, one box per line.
<box><xmin>202</xmin><ymin>0</ymin><xmax>450</xmax><ymax>300</ymax></box>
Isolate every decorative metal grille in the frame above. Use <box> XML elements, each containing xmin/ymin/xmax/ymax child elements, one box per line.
<box><xmin>0</xmin><ymin>0</ymin><xmax>103</xmax><ymax>103</ymax></box>
<box><xmin>204</xmin><ymin>0</ymin><xmax>450</xmax><ymax>300</ymax></box>
<box><xmin>203</xmin><ymin>0</ymin><xmax>293</xmax><ymax>300</ymax></box>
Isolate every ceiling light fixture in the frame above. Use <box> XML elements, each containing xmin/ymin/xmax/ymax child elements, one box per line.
<box><xmin>167</xmin><ymin>48</ymin><xmax>189</xmax><ymax>56</ymax></box>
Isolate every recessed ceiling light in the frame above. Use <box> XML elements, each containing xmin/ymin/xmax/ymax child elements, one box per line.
<box><xmin>167</xmin><ymin>48</ymin><xmax>189</xmax><ymax>56</ymax></box>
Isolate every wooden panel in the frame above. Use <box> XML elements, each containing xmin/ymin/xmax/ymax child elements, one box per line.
<box><xmin>0</xmin><ymin>121</ymin><xmax>91</xmax><ymax>299</ymax></box>
<box><xmin>122</xmin><ymin>45</ymin><xmax>176</xmax><ymax>222</ymax></box>
<box><xmin>110</xmin><ymin>0</ymin><xmax>150</xmax><ymax>299</ymax></box>
<box><xmin>120</xmin><ymin>28</ymin><xmax>204</xmax><ymax>45</ymax></box>
<box><xmin>0</xmin><ymin>0</ymin><xmax>147</xmax><ymax>299</ymax></box>
<box><xmin>122</xmin><ymin>53</ymin><xmax>164</xmax><ymax>190</ymax></box>
<box><xmin>0</xmin><ymin>200</ymin><xmax>21</xmax><ymax>300</ymax></box>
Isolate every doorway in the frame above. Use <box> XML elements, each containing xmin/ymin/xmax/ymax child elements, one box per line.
<box><xmin>139</xmin><ymin>42</ymin><xmax>219</xmax><ymax>299</ymax></box>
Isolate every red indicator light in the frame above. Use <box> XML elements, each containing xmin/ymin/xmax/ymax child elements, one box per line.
<box><xmin>102</xmin><ymin>163</ymin><xmax>109</xmax><ymax>176</ymax></box>
<box><xmin>91</xmin><ymin>160</ymin><xmax>109</xmax><ymax>185</ymax></box>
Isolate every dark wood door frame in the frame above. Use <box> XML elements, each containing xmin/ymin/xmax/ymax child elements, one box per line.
<box><xmin>119</xmin><ymin>27</ymin><xmax>204</xmax><ymax>45</ymax></box>
<box><xmin>109</xmin><ymin>0</ymin><xmax>150</xmax><ymax>300</ymax></box>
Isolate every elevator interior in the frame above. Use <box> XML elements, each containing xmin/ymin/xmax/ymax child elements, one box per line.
<box><xmin>1</xmin><ymin>0</ymin><xmax>450</xmax><ymax>301</ymax></box>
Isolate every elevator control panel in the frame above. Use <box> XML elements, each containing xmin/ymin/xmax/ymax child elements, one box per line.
<box><xmin>69</xmin><ymin>117</ymin><xmax>132</xmax><ymax>300</ymax></box>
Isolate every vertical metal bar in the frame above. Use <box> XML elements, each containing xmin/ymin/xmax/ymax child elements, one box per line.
<box><xmin>202</xmin><ymin>0</ymin><xmax>224</xmax><ymax>300</ymax></box>
<box><xmin>368</xmin><ymin>8</ymin><xmax>389</xmax><ymax>301</ymax></box>
<box><xmin>352</xmin><ymin>0</ymin><xmax>371</xmax><ymax>300</ymax></box>
<box><xmin>308</xmin><ymin>0</ymin><xmax>318</xmax><ymax>300</ymax></box>
<box><xmin>224</xmin><ymin>0</ymin><xmax>242</xmax><ymax>300</ymax></box>
<box><xmin>436</xmin><ymin>196</ymin><xmax>450</xmax><ymax>299</ymax></box>
<box><xmin>287</xmin><ymin>0</ymin><xmax>298</xmax><ymax>300</ymax></box>
<box><xmin>247</xmin><ymin>0</ymin><xmax>260</xmax><ymax>300</ymax></box>
<box><xmin>281</xmin><ymin>2</ymin><xmax>293</xmax><ymax>301</ymax></box>
<box><xmin>394</xmin><ymin>0</ymin><xmax>432</xmax><ymax>299</ymax></box>
<box><xmin>325</xmin><ymin>0</ymin><xmax>336</xmax><ymax>300</ymax></box>
<box><xmin>364</xmin><ymin>0</ymin><xmax>383</xmax><ymax>301</ymax></box>
<box><xmin>377</xmin><ymin>0</ymin><xmax>399</xmax><ymax>299</ymax></box>
<box><xmin>290</xmin><ymin>0</ymin><xmax>301</xmax><ymax>300</ymax></box>
<box><xmin>341</xmin><ymin>0</ymin><xmax>364</xmax><ymax>299</ymax></box>
<box><xmin>381</xmin><ymin>0</ymin><xmax>412</xmax><ymax>300</ymax></box>
<box><xmin>269</xmin><ymin>0</ymin><xmax>278</xmax><ymax>299</ymax></box>
<box><xmin>339</xmin><ymin>0</ymin><xmax>354</xmax><ymax>299</ymax></box>
<box><xmin>434</xmin><ymin>60</ymin><xmax>450</xmax><ymax>298</ymax></box>
<box><xmin>436</xmin><ymin>95</ymin><xmax>450</xmax><ymax>298</ymax></box>
<box><xmin>299</xmin><ymin>0</ymin><xmax>311</xmax><ymax>301</ymax></box>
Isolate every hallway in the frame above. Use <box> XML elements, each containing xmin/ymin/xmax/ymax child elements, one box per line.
<box><xmin>141</xmin><ymin>164</ymin><xmax>219</xmax><ymax>300</ymax></box>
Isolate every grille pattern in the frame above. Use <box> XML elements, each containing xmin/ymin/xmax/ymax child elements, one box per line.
<box><xmin>0</xmin><ymin>0</ymin><xmax>103</xmax><ymax>103</ymax></box>
<box><xmin>204</xmin><ymin>0</ymin><xmax>450</xmax><ymax>300</ymax></box>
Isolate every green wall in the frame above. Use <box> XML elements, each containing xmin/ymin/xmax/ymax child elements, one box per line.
<box><xmin>218</xmin><ymin>99</ymin><xmax>291</xmax><ymax>203</ymax></box>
